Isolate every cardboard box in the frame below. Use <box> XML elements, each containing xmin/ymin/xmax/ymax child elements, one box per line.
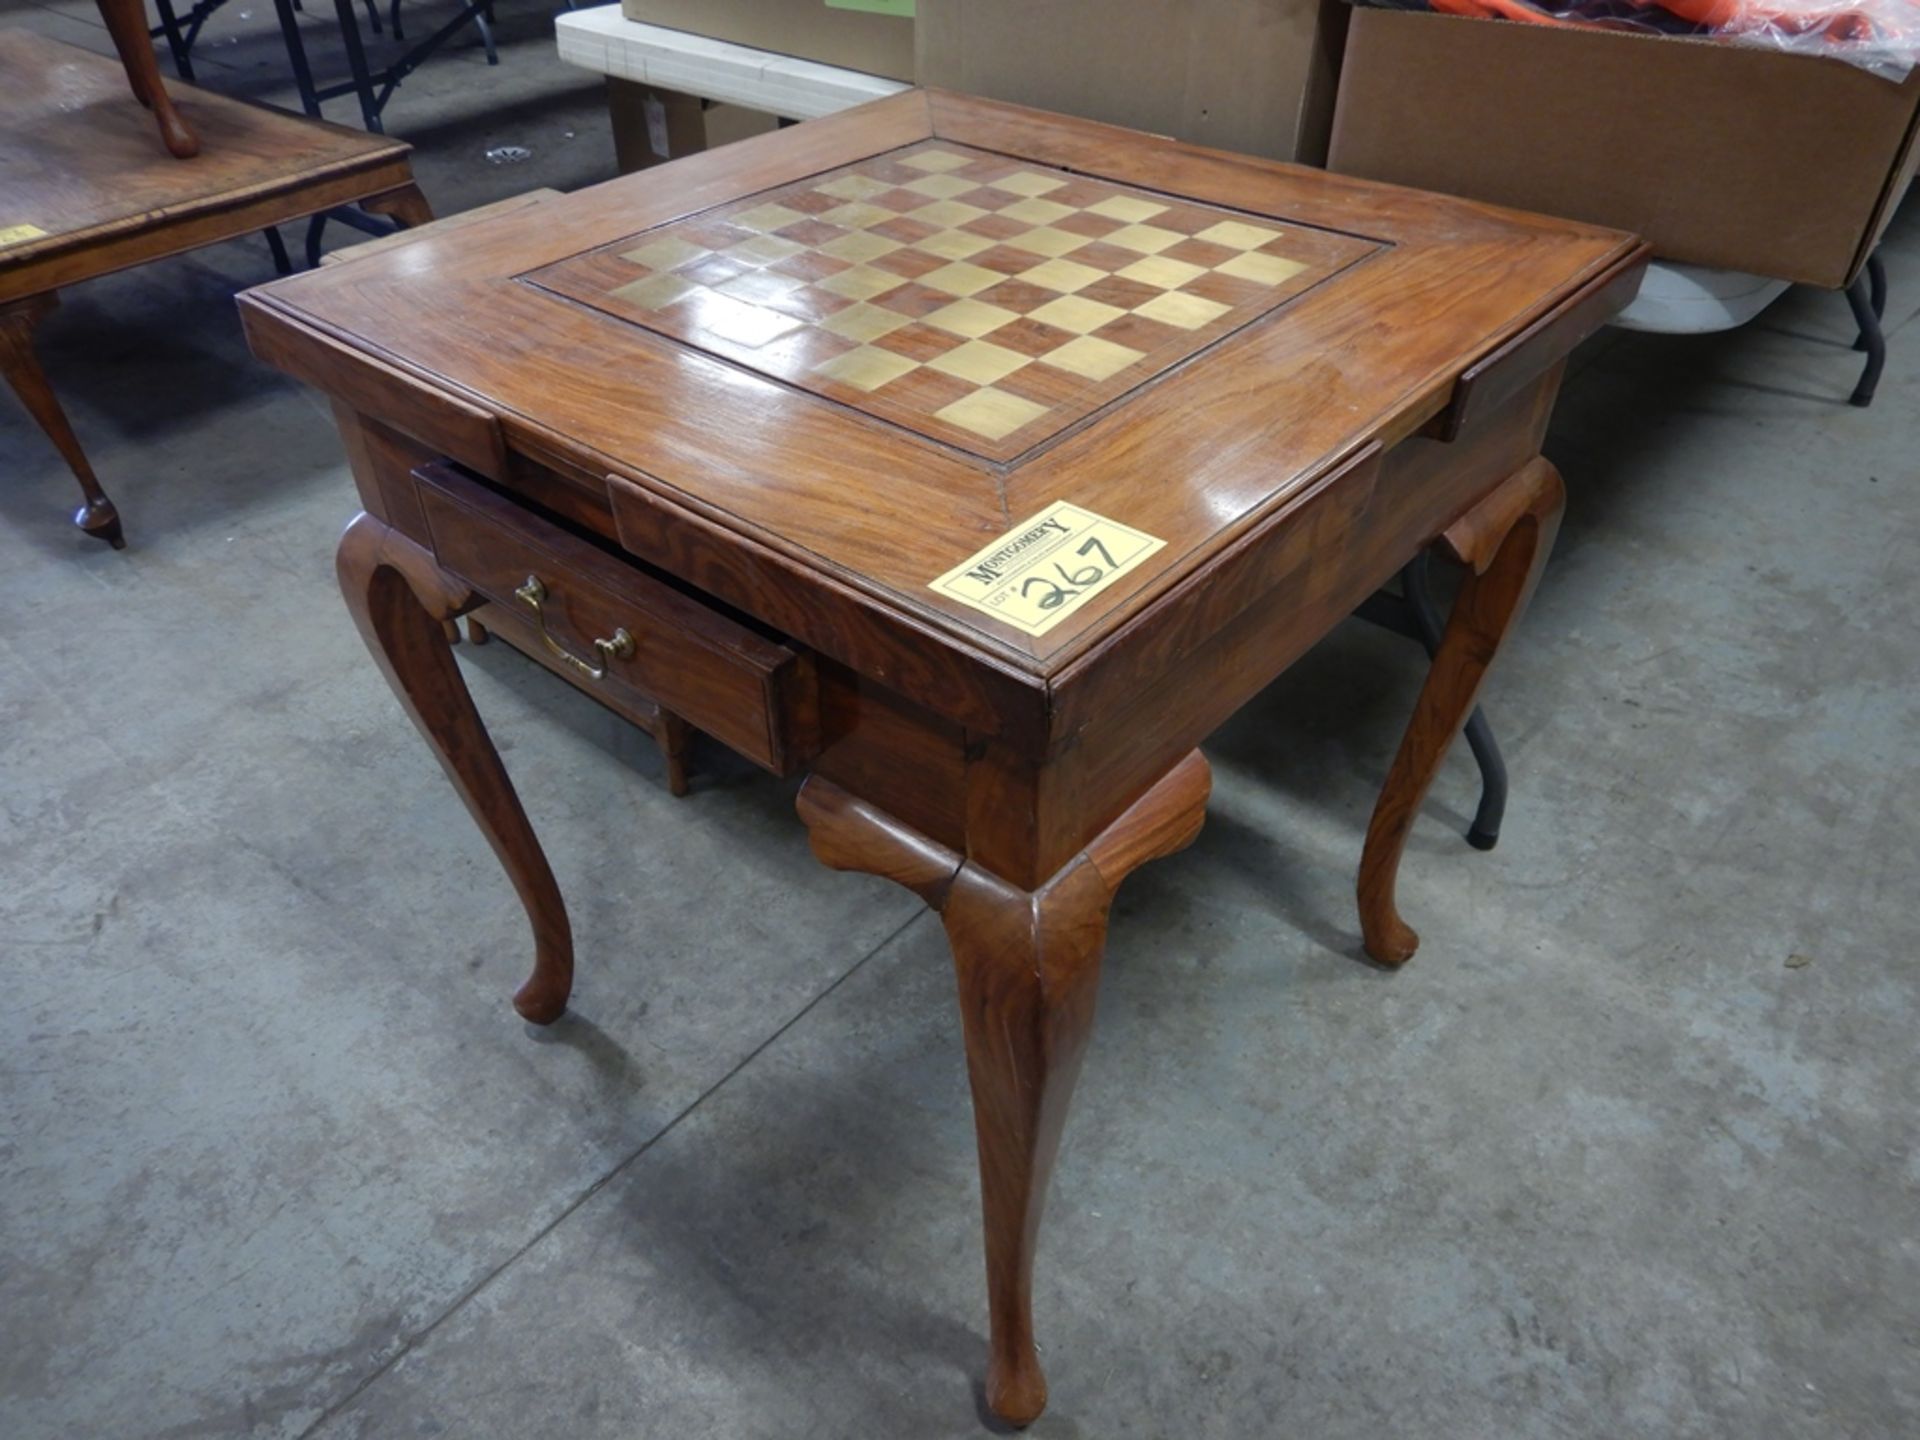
<box><xmin>916</xmin><ymin>0</ymin><xmax>1349</xmax><ymax>165</ymax></box>
<box><xmin>618</xmin><ymin>0</ymin><xmax>914</xmax><ymax>81</ymax></box>
<box><xmin>606</xmin><ymin>79</ymin><xmax>780</xmax><ymax>174</ymax></box>
<box><xmin>1329</xmin><ymin>9</ymin><xmax>1920</xmax><ymax>289</ymax></box>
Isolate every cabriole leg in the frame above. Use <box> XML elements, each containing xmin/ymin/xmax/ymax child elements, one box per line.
<box><xmin>1</xmin><ymin>295</ymin><xmax>124</xmax><ymax>549</ymax></box>
<box><xmin>798</xmin><ymin>750</ymin><xmax>1210</xmax><ymax>1425</ymax></box>
<box><xmin>337</xmin><ymin>511</ymin><xmax>574</xmax><ymax>1022</ymax></box>
<box><xmin>1358</xmin><ymin>459</ymin><xmax>1564</xmax><ymax>965</ymax></box>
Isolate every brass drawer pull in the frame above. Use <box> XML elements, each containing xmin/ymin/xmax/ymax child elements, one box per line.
<box><xmin>513</xmin><ymin>575</ymin><xmax>635</xmax><ymax>681</ymax></box>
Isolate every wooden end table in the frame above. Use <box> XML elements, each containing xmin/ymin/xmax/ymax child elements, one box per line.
<box><xmin>0</xmin><ymin>30</ymin><xmax>431</xmax><ymax>548</ymax></box>
<box><xmin>239</xmin><ymin>92</ymin><xmax>1645</xmax><ymax>1425</ymax></box>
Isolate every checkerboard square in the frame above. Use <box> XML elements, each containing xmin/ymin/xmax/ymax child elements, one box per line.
<box><xmin>1029</xmin><ymin>294</ymin><xmax>1127</xmax><ymax>334</ymax></box>
<box><xmin>820</xmin><ymin>202</ymin><xmax>895</xmax><ymax>230</ymax></box>
<box><xmin>731</xmin><ymin>203</ymin><xmax>807</xmax><ymax>234</ymax></box>
<box><xmin>1194</xmin><ymin>220</ymin><xmax>1283</xmax><ymax>251</ymax></box>
<box><xmin>691</xmin><ymin>293</ymin><xmax>806</xmax><ymax>348</ymax></box>
<box><xmin>921</xmin><ymin>261</ymin><xmax>1003</xmax><ymax>298</ymax></box>
<box><xmin>820</xmin><ymin>303</ymin><xmax>912</xmax><ymax>343</ymax></box>
<box><xmin>908</xmin><ymin>200</ymin><xmax>990</xmax><ymax>229</ymax></box>
<box><xmin>724</xmin><ymin>234</ymin><xmax>807</xmax><ymax>267</ymax></box>
<box><xmin>815</xmin><ymin>174</ymin><xmax>894</xmax><ymax>202</ymax></box>
<box><xmin>620</xmin><ymin>236</ymin><xmax>705</xmax><ymax>271</ymax></box>
<box><xmin>815</xmin><ymin>345</ymin><xmax>920</xmax><ymax>390</ymax></box>
<box><xmin>1038</xmin><ymin>334</ymin><xmax>1147</xmax><ymax>381</ymax></box>
<box><xmin>1214</xmin><ymin>251</ymin><xmax>1308</xmax><ymax>286</ymax></box>
<box><xmin>997</xmin><ymin>197</ymin><xmax>1076</xmax><ymax>227</ymax></box>
<box><xmin>925</xmin><ymin>299</ymin><xmax>1020</xmax><ymax>339</ymax></box>
<box><xmin>610</xmin><ymin>272</ymin><xmax>697</xmax><ymax>310</ymax></box>
<box><xmin>1018</xmin><ymin>258</ymin><xmax>1106</xmax><ymax>294</ymax></box>
<box><xmin>1133</xmin><ymin>291</ymin><xmax>1232</xmax><ymax>329</ymax></box>
<box><xmin>818</xmin><ymin>231</ymin><xmax>902</xmax><ymax>265</ymax></box>
<box><xmin>1105</xmin><ymin>224</ymin><xmax>1184</xmax><ymax>255</ymax></box>
<box><xmin>916</xmin><ymin>229</ymin><xmax>996</xmax><ymax>261</ymax></box>
<box><xmin>936</xmin><ymin>387</ymin><xmax>1050</xmax><ymax>441</ymax></box>
<box><xmin>904</xmin><ymin>173</ymin><xmax>980</xmax><ymax>200</ymax></box>
<box><xmin>1006</xmin><ymin>226</ymin><xmax>1089</xmax><ymax>259</ymax></box>
<box><xmin>717</xmin><ymin>270</ymin><xmax>806</xmax><ymax>306</ymax></box>
<box><xmin>1116</xmin><ymin>255</ymin><xmax>1207</xmax><ymax>290</ymax></box>
<box><xmin>817</xmin><ymin>265</ymin><xmax>909</xmax><ymax>302</ymax></box>
<box><xmin>1086</xmin><ymin>195</ymin><xmax>1168</xmax><ymax>223</ymax></box>
<box><xmin>928</xmin><ymin>339</ymin><xmax>1032</xmax><ymax>386</ymax></box>
<box><xmin>901</xmin><ymin>149</ymin><xmax>973</xmax><ymax>172</ymax></box>
<box><xmin>989</xmin><ymin>170</ymin><xmax>1068</xmax><ymax>197</ymax></box>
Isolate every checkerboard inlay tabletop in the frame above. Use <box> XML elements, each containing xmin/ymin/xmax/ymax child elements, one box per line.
<box><xmin>527</xmin><ymin>141</ymin><xmax>1381</xmax><ymax>464</ymax></box>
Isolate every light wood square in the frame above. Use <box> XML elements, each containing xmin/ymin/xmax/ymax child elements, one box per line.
<box><xmin>817</xmin><ymin>265</ymin><xmax>909</xmax><ymax>301</ymax></box>
<box><xmin>609</xmin><ymin>272</ymin><xmax>697</xmax><ymax>310</ymax></box>
<box><xmin>820</xmin><ymin>202</ymin><xmax>895</xmax><ymax>230</ymax></box>
<box><xmin>1133</xmin><ymin>290</ymin><xmax>1232</xmax><ymax>329</ymax></box>
<box><xmin>1018</xmin><ymin>258</ymin><xmax>1106</xmax><ymax>294</ymax></box>
<box><xmin>723</xmin><ymin>234</ymin><xmax>806</xmax><ymax>267</ymax></box>
<box><xmin>731</xmin><ymin>203</ymin><xmax>807</xmax><ymax>234</ymax></box>
<box><xmin>921</xmin><ymin>261</ymin><xmax>1002</xmax><ymax>297</ymax></box>
<box><xmin>902</xmin><ymin>149</ymin><xmax>973</xmax><ymax>172</ymax></box>
<box><xmin>819</xmin><ymin>230</ymin><xmax>903</xmax><ymax>264</ymax></box>
<box><xmin>1105</xmin><ymin>224</ymin><xmax>1184</xmax><ymax>255</ymax></box>
<box><xmin>815</xmin><ymin>173</ymin><xmax>894</xmax><ymax>201</ymax></box>
<box><xmin>909</xmin><ymin>200</ymin><xmax>991</xmax><ymax>229</ymax></box>
<box><xmin>1116</xmin><ymin>255</ymin><xmax>1207</xmax><ymax>290</ymax></box>
<box><xmin>904</xmin><ymin>173</ymin><xmax>980</xmax><ymax>200</ymax></box>
<box><xmin>916</xmin><ymin>229</ymin><xmax>995</xmax><ymax>261</ymax></box>
<box><xmin>1006</xmin><ymin>226</ymin><xmax>1089</xmax><ymax>259</ymax></box>
<box><xmin>1085</xmin><ymin>195</ymin><xmax>1168</xmax><ymax>223</ymax></box>
<box><xmin>925</xmin><ymin>299</ymin><xmax>1020</xmax><ymax>339</ymax></box>
<box><xmin>1194</xmin><ymin>220</ymin><xmax>1283</xmax><ymax>250</ymax></box>
<box><xmin>716</xmin><ymin>270</ymin><xmax>805</xmax><ymax>303</ymax></box>
<box><xmin>820</xmin><ymin>303</ymin><xmax>912</xmax><ymax>343</ymax></box>
<box><xmin>1038</xmin><ymin>334</ymin><xmax>1146</xmax><ymax>381</ymax></box>
<box><xmin>935</xmin><ymin>387</ymin><xmax>1051</xmax><ymax>441</ymax></box>
<box><xmin>989</xmin><ymin>170</ymin><xmax>1068</xmax><ymax>198</ymax></box>
<box><xmin>1029</xmin><ymin>294</ymin><xmax>1128</xmax><ymax>334</ymax></box>
<box><xmin>692</xmin><ymin>293</ymin><xmax>806</xmax><ymax>348</ymax></box>
<box><xmin>815</xmin><ymin>345</ymin><xmax>921</xmax><ymax>391</ymax></box>
<box><xmin>1214</xmin><ymin>251</ymin><xmax>1308</xmax><ymax>286</ymax></box>
<box><xmin>997</xmin><ymin>197</ymin><xmax>1075</xmax><ymax>226</ymax></box>
<box><xmin>620</xmin><ymin>236</ymin><xmax>705</xmax><ymax>271</ymax></box>
<box><xmin>928</xmin><ymin>339</ymin><xmax>1032</xmax><ymax>386</ymax></box>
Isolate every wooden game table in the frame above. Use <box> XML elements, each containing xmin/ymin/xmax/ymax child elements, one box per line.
<box><xmin>0</xmin><ymin>30</ymin><xmax>430</xmax><ymax>547</ymax></box>
<box><xmin>239</xmin><ymin>92</ymin><xmax>1645</xmax><ymax>1424</ymax></box>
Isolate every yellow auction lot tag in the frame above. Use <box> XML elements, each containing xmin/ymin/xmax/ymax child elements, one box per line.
<box><xmin>930</xmin><ymin>502</ymin><xmax>1165</xmax><ymax>637</ymax></box>
<box><xmin>0</xmin><ymin>224</ymin><xmax>48</xmax><ymax>247</ymax></box>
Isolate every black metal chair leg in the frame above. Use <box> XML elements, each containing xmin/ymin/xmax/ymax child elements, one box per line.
<box><xmin>264</xmin><ymin>226</ymin><xmax>294</xmax><ymax>276</ymax></box>
<box><xmin>151</xmin><ymin>0</ymin><xmax>196</xmax><ymax>80</ymax></box>
<box><xmin>1846</xmin><ymin>271</ymin><xmax>1885</xmax><ymax>408</ymax></box>
<box><xmin>473</xmin><ymin>6</ymin><xmax>498</xmax><ymax>65</ymax></box>
<box><xmin>305</xmin><ymin>214</ymin><xmax>328</xmax><ymax>269</ymax></box>
<box><xmin>1853</xmin><ymin>251</ymin><xmax>1888</xmax><ymax>352</ymax></box>
<box><xmin>1403</xmin><ymin>550</ymin><xmax>1509</xmax><ymax>849</ymax></box>
<box><xmin>331</xmin><ymin>0</ymin><xmax>385</xmax><ymax>132</ymax></box>
<box><xmin>271</xmin><ymin>0</ymin><xmax>325</xmax><ymax>118</ymax></box>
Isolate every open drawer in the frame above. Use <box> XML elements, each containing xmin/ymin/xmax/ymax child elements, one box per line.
<box><xmin>413</xmin><ymin>462</ymin><xmax>818</xmax><ymax>775</ymax></box>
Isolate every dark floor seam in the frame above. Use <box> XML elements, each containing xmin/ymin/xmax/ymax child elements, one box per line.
<box><xmin>291</xmin><ymin>906</ymin><xmax>930</xmax><ymax>1438</ymax></box>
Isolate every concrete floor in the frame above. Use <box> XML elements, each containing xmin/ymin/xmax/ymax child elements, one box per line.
<box><xmin>3</xmin><ymin>3</ymin><xmax>1917</xmax><ymax>1435</ymax></box>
